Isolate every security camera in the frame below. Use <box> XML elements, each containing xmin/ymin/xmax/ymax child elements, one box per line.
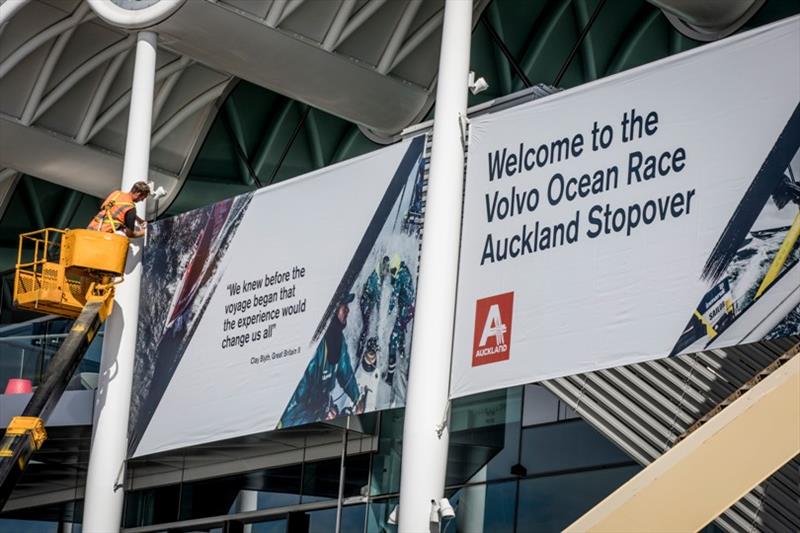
<box><xmin>468</xmin><ymin>71</ymin><xmax>489</xmax><ymax>95</ymax></box>
<box><xmin>429</xmin><ymin>499</ymin><xmax>440</xmax><ymax>524</ymax></box>
<box><xmin>429</xmin><ymin>498</ymin><xmax>456</xmax><ymax>524</ymax></box>
<box><xmin>439</xmin><ymin>498</ymin><xmax>455</xmax><ymax>520</ymax></box>
<box><xmin>148</xmin><ymin>182</ymin><xmax>167</xmax><ymax>200</ymax></box>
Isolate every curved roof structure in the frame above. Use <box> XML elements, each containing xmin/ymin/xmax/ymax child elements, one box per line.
<box><xmin>0</xmin><ymin>0</ymin><xmax>798</xmax><ymax>275</ymax></box>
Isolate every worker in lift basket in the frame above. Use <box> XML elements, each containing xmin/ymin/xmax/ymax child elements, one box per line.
<box><xmin>280</xmin><ymin>293</ymin><xmax>365</xmax><ymax>427</ymax></box>
<box><xmin>87</xmin><ymin>181</ymin><xmax>150</xmax><ymax>237</ymax></box>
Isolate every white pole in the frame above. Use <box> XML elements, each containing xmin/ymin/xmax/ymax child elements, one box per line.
<box><xmin>397</xmin><ymin>1</ymin><xmax>471</xmax><ymax>531</ymax></box>
<box><xmin>83</xmin><ymin>31</ymin><xmax>157</xmax><ymax>533</ymax></box>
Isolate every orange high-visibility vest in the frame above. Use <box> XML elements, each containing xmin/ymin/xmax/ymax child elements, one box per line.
<box><xmin>88</xmin><ymin>191</ymin><xmax>135</xmax><ymax>233</ymax></box>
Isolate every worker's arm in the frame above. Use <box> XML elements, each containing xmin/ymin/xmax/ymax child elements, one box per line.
<box><xmin>123</xmin><ymin>210</ymin><xmax>146</xmax><ymax>238</ymax></box>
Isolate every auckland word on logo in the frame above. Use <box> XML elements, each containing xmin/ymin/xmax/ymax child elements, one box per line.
<box><xmin>472</xmin><ymin>292</ymin><xmax>514</xmax><ymax>366</ymax></box>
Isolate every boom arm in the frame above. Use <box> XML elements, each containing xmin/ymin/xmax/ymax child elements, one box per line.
<box><xmin>0</xmin><ymin>298</ymin><xmax>107</xmax><ymax>509</ymax></box>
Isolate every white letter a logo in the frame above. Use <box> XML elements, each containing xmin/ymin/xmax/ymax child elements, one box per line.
<box><xmin>479</xmin><ymin>304</ymin><xmax>507</xmax><ymax>347</ymax></box>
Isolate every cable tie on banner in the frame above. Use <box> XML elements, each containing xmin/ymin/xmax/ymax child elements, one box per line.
<box><xmin>435</xmin><ymin>401</ymin><xmax>451</xmax><ymax>439</ymax></box>
<box><xmin>458</xmin><ymin>113</ymin><xmax>469</xmax><ymax>152</ymax></box>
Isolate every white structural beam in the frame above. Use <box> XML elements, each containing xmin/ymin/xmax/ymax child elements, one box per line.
<box><xmin>152</xmin><ymin>57</ymin><xmax>193</xmax><ymax>124</ymax></box>
<box><xmin>149</xmin><ymin>79</ymin><xmax>227</xmax><ymax>147</ymax></box>
<box><xmin>0</xmin><ymin>6</ymin><xmax>94</xmax><ymax>78</ymax></box>
<box><xmin>83</xmin><ymin>31</ymin><xmax>157</xmax><ymax>533</ymax></box>
<box><xmin>277</xmin><ymin>0</ymin><xmax>306</xmax><ymax>26</ymax></box>
<box><xmin>265</xmin><ymin>0</ymin><xmax>288</xmax><ymax>28</ymax></box>
<box><xmin>153</xmin><ymin>0</ymin><xmax>428</xmax><ymax>136</ymax></box>
<box><xmin>86</xmin><ymin>56</ymin><xmax>193</xmax><ymax>143</ymax></box>
<box><xmin>376</xmin><ymin>0</ymin><xmax>422</xmax><ymax>74</ymax></box>
<box><xmin>566</xmin><ymin>352</ymin><xmax>800</xmax><ymax>533</ymax></box>
<box><xmin>76</xmin><ymin>46</ymin><xmax>134</xmax><ymax>145</ymax></box>
<box><xmin>389</xmin><ymin>10</ymin><xmax>445</xmax><ymax>73</ymax></box>
<box><xmin>333</xmin><ymin>0</ymin><xmax>388</xmax><ymax>51</ymax></box>
<box><xmin>0</xmin><ymin>0</ymin><xmax>31</xmax><ymax>29</ymax></box>
<box><xmin>0</xmin><ymin>117</ymin><xmax>178</xmax><ymax>200</ymax></box>
<box><xmin>397</xmin><ymin>1</ymin><xmax>472</xmax><ymax>532</ymax></box>
<box><xmin>322</xmin><ymin>0</ymin><xmax>357</xmax><ymax>51</ymax></box>
<box><xmin>21</xmin><ymin>2</ymin><xmax>91</xmax><ymax>125</ymax></box>
<box><xmin>36</xmin><ymin>36</ymin><xmax>136</xmax><ymax>129</ymax></box>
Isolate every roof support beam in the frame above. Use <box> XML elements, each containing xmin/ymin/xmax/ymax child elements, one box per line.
<box><xmin>87</xmin><ymin>57</ymin><xmax>193</xmax><ymax>143</ymax></box>
<box><xmin>553</xmin><ymin>0</ymin><xmax>606</xmax><ymax>86</ymax></box>
<box><xmin>150</xmin><ymin>79</ymin><xmax>228</xmax><ymax>147</ymax></box>
<box><xmin>252</xmin><ymin>99</ymin><xmax>296</xmax><ymax>179</ymax></box>
<box><xmin>34</xmin><ymin>36</ymin><xmax>135</xmax><ymax>127</ymax></box>
<box><xmin>76</xmin><ymin>45</ymin><xmax>134</xmax><ymax>145</ymax></box>
<box><xmin>21</xmin><ymin>2</ymin><xmax>90</xmax><ymax>125</ymax></box>
<box><xmin>573</xmin><ymin>0</ymin><xmax>600</xmax><ymax>82</ymax></box>
<box><xmin>483</xmin><ymin>2</ymin><xmax>513</xmax><ymax>95</ymax></box>
<box><xmin>0</xmin><ymin>5</ymin><xmax>96</xmax><ymax>78</ymax></box>
<box><xmin>53</xmin><ymin>189</ymin><xmax>81</xmax><ymax>229</ymax></box>
<box><xmin>0</xmin><ymin>0</ymin><xmax>31</xmax><ymax>30</ymax></box>
<box><xmin>267</xmin><ymin>104</ymin><xmax>309</xmax><ymax>186</ymax></box>
<box><xmin>566</xmin><ymin>351</ymin><xmax>800</xmax><ymax>533</ymax></box>
<box><xmin>322</xmin><ymin>0</ymin><xmax>357</xmax><ymax>52</ymax></box>
<box><xmin>304</xmin><ymin>108</ymin><xmax>325</xmax><ymax>169</ymax></box>
<box><xmin>377</xmin><ymin>0</ymin><xmax>422</xmax><ymax>74</ymax></box>
<box><xmin>606</xmin><ymin>7</ymin><xmax>662</xmax><ymax>75</ymax></box>
<box><xmin>0</xmin><ymin>170</ymin><xmax>20</xmax><ymax>220</ymax></box>
<box><xmin>152</xmin><ymin>57</ymin><xmax>193</xmax><ymax>124</ymax></box>
<box><xmin>222</xmin><ymin>97</ymin><xmax>256</xmax><ymax>186</ymax></box>
<box><xmin>277</xmin><ymin>0</ymin><xmax>306</xmax><ymax>27</ymax></box>
<box><xmin>0</xmin><ymin>116</ymin><xmax>178</xmax><ymax>201</ymax></box>
<box><xmin>334</xmin><ymin>0</ymin><xmax>387</xmax><ymax>50</ymax></box>
<box><xmin>20</xmin><ymin>175</ymin><xmax>45</xmax><ymax>229</ymax></box>
<box><xmin>513</xmin><ymin>0</ymin><xmax>572</xmax><ymax>91</ymax></box>
<box><xmin>388</xmin><ymin>9</ymin><xmax>444</xmax><ymax>73</ymax></box>
<box><xmin>265</xmin><ymin>0</ymin><xmax>288</xmax><ymax>28</ymax></box>
<box><xmin>331</xmin><ymin>124</ymin><xmax>359</xmax><ymax>164</ymax></box>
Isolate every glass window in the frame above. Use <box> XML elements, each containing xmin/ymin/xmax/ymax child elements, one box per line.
<box><xmin>343</xmin><ymin>453</ymin><xmax>371</xmax><ymax>498</ymax></box>
<box><xmin>250</xmin><ymin>518</ymin><xmax>287</xmax><ymax>533</ymax></box>
<box><xmin>446</xmin><ymin>480</ymin><xmax>517</xmax><ymax>533</ymax></box>
<box><xmin>124</xmin><ymin>483</ymin><xmax>180</xmax><ymax>527</ymax></box>
<box><xmin>516</xmin><ymin>465</ymin><xmax>640</xmax><ymax>532</ymax></box>
<box><xmin>301</xmin><ymin>454</ymin><xmax>369</xmax><ymax>503</ymax></box>
<box><xmin>522</xmin><ymin>384</ymin><xmax>577</xmax><ymax>426</ymax></box>
<box><xmin>370</xmin><ymin>409</ymin><xmax>404</xmax><ymax>496</ymax></box>
<box><xmin>307</xmin><ymin>508</ymin><xmax>335</xmax><ymax>533</ymax></box>
<box><xmin>520</xmin><ymin>419</ymin><xmax>632</xmax><ymax>476</ymax></box>
<box><xmin>447</xmin><ymin>387</ymin><xmax>522</xmax><ymax>485</ymax></box>
<box><xmin>366</xmin><ymin>498</ymin><xmax>398</xmax><ymax>533</ymax></box>
<box><xmin>340</xmin><ymin>504</ymin><xmax>366</xmax><ymax>533</ymax></box>
<box><xmin>177</xmin><ymin>464</ymin><xmax>303</xmax><ymax>520</ymax></box>
<box><xmin>0</xmin><ymin>500</ymin><xmax>81</xmax><ymax>532</ymax></box>
<box><xmin>0</xmin><ymin>519</ymin><xmax>58</xmax><ymax>533</ymax></box>
<box><xmin>301</xmin><ymin>458</ymin><xmax>340</xmax><ymax>503</ymax></box>
<box><xmin>0</xmin><ymin>318</ymin><xmax>101</xmax><ymax>391</ymax></box>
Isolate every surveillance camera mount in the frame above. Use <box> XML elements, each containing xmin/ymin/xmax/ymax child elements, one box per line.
<box><xmin>468</xmin><ymin>71</ymin><xmax>489</xmax><ymax>96</ymax></box>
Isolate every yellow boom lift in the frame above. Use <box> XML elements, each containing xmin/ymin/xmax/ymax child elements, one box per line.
<box><xmin>0</xmin><ymin>228</ymin><xmax>128</xmax><ymax>507</ymax></box>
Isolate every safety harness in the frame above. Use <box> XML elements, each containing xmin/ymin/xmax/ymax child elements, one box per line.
<box><xmin>88</xmin><ymin>191</ymin><xmax>135</xmax><ymax>233</ymax></box>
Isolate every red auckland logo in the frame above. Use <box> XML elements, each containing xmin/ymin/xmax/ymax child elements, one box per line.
<box><xmin>472</xmin><ymin>292</ymin><xmax>514</xmax><ymax>367</ymax></box>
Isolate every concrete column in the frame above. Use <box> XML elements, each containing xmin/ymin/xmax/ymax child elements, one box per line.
<box><xmin>83</xmin><ymin>31</ymin><xmax>156</xmax><ymax>533</ymax></box>
<box><xmin>397</xmin><ymin>1</ymin><xmax>472</xmax><ymax>531</ymax></box>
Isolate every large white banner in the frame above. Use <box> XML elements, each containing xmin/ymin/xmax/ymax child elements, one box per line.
<box><xmin>130</xmin><ymin>136</ymin><xmax>426</xmax><ymax>457</ymax></box>
<box><xmin>451</xmin><ymin>17</ymin><xmax>800</xmax><ymax>399</ymax></box>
